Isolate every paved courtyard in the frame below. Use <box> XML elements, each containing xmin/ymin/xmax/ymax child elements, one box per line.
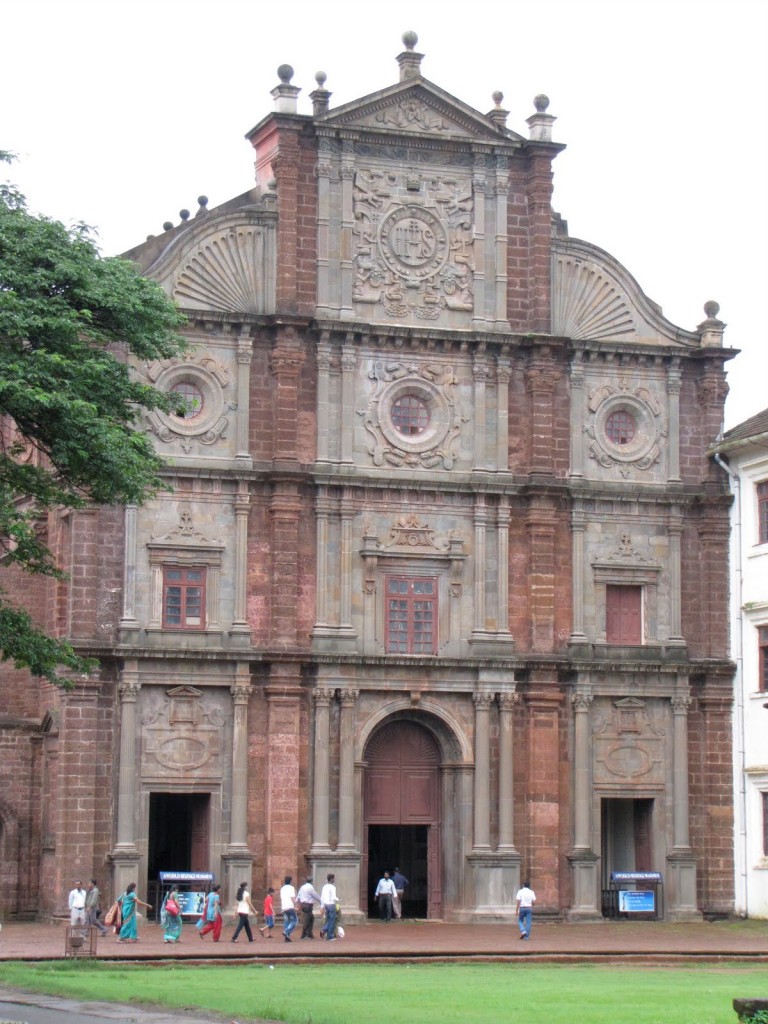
<box><xmin>1</xmin><ymin>917</ymin><xmax>766</xmax><ymax>963</ymax></box>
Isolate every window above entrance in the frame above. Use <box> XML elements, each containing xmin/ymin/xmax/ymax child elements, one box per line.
<box><xmin>386</xmin><ymin>576</ymin><xmax>437</xmax><ymax>654</ymax></box>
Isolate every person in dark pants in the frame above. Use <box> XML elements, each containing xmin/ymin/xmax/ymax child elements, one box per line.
<box><xmin>231</xmin><ymin>881</ymin><xmax>256</xmax><ymax>942</ymax></box>
<box><xmin>374</xmin><ymin>871</ymin><xmax>397</xmax><ymax>923</ymax></box>
<box><xmin>296</xmin><ymin>876</ymin><xmax>321</xmax><ymax>939</ymax></box>
<box><xmin>391</xmin><ymin>867</ymin><xmax>409</xmax><ymax>919</ymax></box>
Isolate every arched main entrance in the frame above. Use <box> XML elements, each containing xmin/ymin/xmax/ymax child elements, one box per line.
<box><xmin>362</xmin><ymin>719</ymin><xmax>441</xmax><ymax>918</ymax></box>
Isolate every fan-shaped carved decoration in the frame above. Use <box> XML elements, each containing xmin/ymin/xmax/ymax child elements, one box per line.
<box><xmin>173</xmin><ymin>227</ymin><xmax>266</xmax><ymax>313</ymax></box>
<box><xmin>553</xmin><ymin>257</ymin><xmax>636</xmax><ymax>341</ymax></box>
<box><xmin>365</xmin><ymin>720</ymin><xmax>440</xmax><ymax>765</ymax></box>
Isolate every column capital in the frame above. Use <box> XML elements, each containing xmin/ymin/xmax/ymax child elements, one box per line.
<box><xmin>671</xmin><ymin>693</ymin><xmax>691</xmax><ymax>715</ymax></box>
<box><xmin>230</xmin><ymin>680</ymin><xmax>252</xmax><ymax>705</ymax></box>
<box><xmin>473</xmin><ymin>692</ymin><xmax>496</xmax><ymax>711</ymax></box>
<box><xmin>498</xmin><ymin>691</ymin><xmax>519</xmax><ymax>712</ymax></box>
<box><xmin>571</xmin><ymin>691</ymin><xmax>593</xmax><ymax>712</ymax></box>
<box><xmin>118</xmin><ymin>680</ymin><xmax>141</xmax><ymax>702</ymax></box>
<box><xmin>339</xmin><ymin>688</ymin><xmax>360</xmax><ymax>707</ymax></box>
<box><xmin>313</xmin><ymin>687</ymin><xmax>336</xmax><ymax>707</ymax></box>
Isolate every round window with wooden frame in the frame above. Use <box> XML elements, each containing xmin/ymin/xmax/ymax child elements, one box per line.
<box><xmin>391</xmin><ymin>394</ymin><xmax>430</xmax><ymax>437</ymax></box>
<box><xmin>605</xmin><ymin>409</ymin><xmax>637</xmax><ymax>446</ymax></box>
<box><xmin>170</xmin><ymin>381</ymin><xmax>204</xmax><ymax>420</ymax></box>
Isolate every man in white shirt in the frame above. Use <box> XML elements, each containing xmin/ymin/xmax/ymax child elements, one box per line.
<box><xmin>515</xmin><ymin>880</ymin><xmax>536</xmax><ymax>940</ymax></box>
<box><xmin>374</xmin><ymin>871</ymin><xmax>397</xmax><ymax>923</ymax></box>
<box><xmin>68</xmin><ymin>881</ymin><xmax>87</xmax><ymax>926</ymax></box>
<box><xmin>319</xmin><ymin>873</ymin><xmax>338</xmax><ymax>941</ymax></box>
<box><xmin>296</xmin><ymin>876</ymin><xmax>321</xmax><ymax>940</ymax></box>
<box><xmin>279</xmin><ymin>875</ymin><xmax>298</xmax><ymax>943</ymax></box>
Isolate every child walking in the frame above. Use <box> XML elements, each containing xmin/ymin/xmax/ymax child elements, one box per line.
<box><xmin>259</xmin><ymin>887</ymin><xmax>275</xmax><ymax>938</ymax></box>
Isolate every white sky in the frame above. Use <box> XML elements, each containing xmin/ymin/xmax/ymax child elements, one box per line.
<box><xmin>3</xmin><ymin>0</ymin><xmax>766</xmax><ymax>429</ymax></box>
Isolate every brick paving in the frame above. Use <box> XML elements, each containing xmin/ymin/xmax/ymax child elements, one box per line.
<box><xmin>1</xmin><ymin>918</ymin><xmax>766</xmax><ymax>963</ymax></box>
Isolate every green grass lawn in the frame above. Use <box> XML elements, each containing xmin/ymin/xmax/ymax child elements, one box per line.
<box><xmin>0</xmin><ymin>961</ymin><xmax>764</xmax><ymax>1024</ymax></box>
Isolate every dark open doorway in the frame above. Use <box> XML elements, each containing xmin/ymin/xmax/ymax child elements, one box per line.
<box><xmin>367</xmin><ymin>824</ymin><xmax>428</xmax><ymax>918</ymax></box>
<box><xmin>601</xmin><ymin>797</ymin><xmax>654</xmax><ymax>888</ymax></box>
<box><xmin>148</xmin><ymin>792</ymin><xmax>211</xmax><ymax>880</ymax></box>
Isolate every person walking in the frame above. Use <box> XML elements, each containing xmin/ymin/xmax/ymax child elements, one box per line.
<box><xmin>280</xmin><ymin>875</ymin><xmax>298</xmax><ymax>943</ymax></box>
<box><xmin>391</xmin><ymin>867</ymin><xmax>409</xmax><ymax>919</ymax></box>
<box><xmin>258</xmin><ymin>887</ymin><xmax>275</xmax><ymax>937</ymax></box>
<box><xmin>197</xmin><ymin>884</ymin><xmax>222</xmax><ymax>942</ymax></box>
<box><xmin>161</xmin><ymin>887</ymin><xmax>183</xmax><ymax>943</ymax></box>
<box><xmin>374</xmin><ymin>871</ymin><xmax>397</xmax><ymax>923</ymax></box>
<box><xmin>117</xmin><ymin>883</ymin><xmax>152</xmax><ymax>943</ymax></box>
<box><xmin>85</xmin><ymin>879</ymin><xmax>108</xmax><ymax>936</ymax></box>
<box><xmin>231</xmin><ymin>881</ymin><xmax>256</xmax><ymax>942</ymax></box>
<box><xmin>515</xmin><ymin>879</ymin><xmax>536</xmax><ymax>940</ymax></box>
<box><xmin>319</xmin><ymin>873</ymin><xmax>338</xmax><ymax>941</ymax></box>
<box><xmin>68</xmin><ymin>881</ymin><xmax>87</xmax><ymax>926</ymax></box>
<box><xmin>296</xmin><ymin>876</ymin><xmax>322</xmax><ymax>939</ymax></box>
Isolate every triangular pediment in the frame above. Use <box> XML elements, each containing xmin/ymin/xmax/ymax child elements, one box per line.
<box><xmin>320</xmin><ymin>78</ymin><xmax>523</xmax><ymax>145</ymax></box>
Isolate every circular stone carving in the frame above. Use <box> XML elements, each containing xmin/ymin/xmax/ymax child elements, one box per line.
<box><xmin>378</xmin><ymin>378</ymin><xmax>450</xmax><ymax>455</ymax></box>
<box><xmin>594</xmin><ymin>394</ymin><xmax>657</xmax><ymax>464</ymax></box>
<box><xmin>153</xmin><ymin>363</ymin><xmax>225</xmax><ymax>440</ymax></box>
<box><xmin>604</xmin><ymin>744</ymin><xmax>652</xmax><ymax>778</ymax></box>
<box><xmin>378</xmin><ymin>206</ymin><xmax>449</xmax><ymax>281</ymax></box>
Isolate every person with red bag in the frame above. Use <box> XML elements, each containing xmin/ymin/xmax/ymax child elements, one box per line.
<box><xmin>162</xmin><ymin>887</ymin><xmax>183</xmax><ymax>943</ymax></box>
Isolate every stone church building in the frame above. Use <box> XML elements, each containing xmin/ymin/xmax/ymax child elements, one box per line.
<box><xmin>0</xmin><ymin>34</ymin><xmax>736</xmax><ymax>923</ymax></box>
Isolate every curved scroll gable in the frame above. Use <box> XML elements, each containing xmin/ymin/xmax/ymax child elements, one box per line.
<box><xmin>553</xmin><ymin>238</ymin><xmax>699</xmax><ymax>348</ymax></box>
<box><xmin>143</xmin><ymin>211</ymin><xmax>276</xmax><ymax>315</ymax></box>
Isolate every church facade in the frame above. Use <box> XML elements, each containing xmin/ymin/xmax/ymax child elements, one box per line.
<box><xmin>0</xmin><ymin>34</ymin><xmax>736</xmax><ymax>923</ymax></box>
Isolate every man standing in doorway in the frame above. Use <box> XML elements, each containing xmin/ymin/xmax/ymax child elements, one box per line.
<box><xmin>296</xmin><ymin>876</ymin><xmax>321</xmax><ymax>940</ymax></box>
<box><xmin>374</xmin><ymin>871</ymin><xmax>397</xmax><ymax>923</ymax></box>
<box><xmin>68</xmin><ymin>881</ymin><xmax>87</xmax><ymax>926</ymax></box>
<box><xmin>391</xmin><ymin>866</ymin><xmax>409</xmax><ymax>919</ymax></box>
<box><xmin>515</xmin><ymin>879</ymin><xmax>536</xmax><ymax>940</ymax></box>
<box><xmin>279</xmin><ymin>875</ymin><xmax>298</xmax><ymax>943</ymax></box>
<box><xmin>85</xmin><ymin>879</ymin><xmax>108</xmax><ymax>936</ymax></box>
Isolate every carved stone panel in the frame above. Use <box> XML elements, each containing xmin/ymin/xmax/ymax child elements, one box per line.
<box><xmin>583</xmin><ymin>375</ymin><xmax>667</xmax><ymax>482</ymax></box>
<box><xmin>352</xmin><ymin>168</ymin><xmax>474</xmax><ymax>326</ymax></box>
<box><xmin>592</xmin><ymin>697</ymin><xmax>665</xmax><ymax>788</ymax></box>
<box><xmin>140</xmin><ymin>685</ymin><xmax>229</xmax><ymax>782</ymax></box>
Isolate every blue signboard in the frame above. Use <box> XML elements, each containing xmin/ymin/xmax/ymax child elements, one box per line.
<box><xmin>611</xmin><ymin>872</ymin><xmax>662</xmax><ymax>882</ymax></box>
<box><xmin>618</xmin><ymin>889</ymin><xmax>655</xmax><ymax>913</ymax></box>
<box><xmin>159</xmin><ymin>871</ymin><xmax>214</xmax><ymax>883</ymax></box>
<box><xmin>176</xmin><ymin>891</ymin><xmax>207</xmax><ymax>916</ymax></box>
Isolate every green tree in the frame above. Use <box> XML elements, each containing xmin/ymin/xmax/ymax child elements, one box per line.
<box><xmin>0</xmin><ymin>152</ymin><xmax>186</xmax><ymax>685</ymax></box>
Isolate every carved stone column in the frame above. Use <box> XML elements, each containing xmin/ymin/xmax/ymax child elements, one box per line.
<box><xmin>472</xmin><ymin>354</ymin><xmax>488</xmax><ymax>470</ymax></box>
<box><xmin>111</xmin><ymin>665</ymin><xmax>141</xmax><ymax>895</ymax></box>
<box><xmin>311</xmin><ymin>688</ymin><xmax>335</xmax><ymax>853</ymax></box>
<box><xmin>340</xmin><ymin>490</ymin><xmax>354</xmax><ymax>629</ymax></box>
<box><xmin>314</xmin><ymin>488</ymin><xmax>331</xmax><ymax>629</ymax></box>
<box><xmin>316</xmin><ymin>138</ymin><xmax>333</xmax><ymax>318</ymax></box>
<box><xmin>340</xmin><ymin>342</ymin><xmax>356</xmax><ymax>464</ymax></box>
<box><xmin>473</xmin><ymin>496</ymin><xmax>488</xmax><ymax>633</ymax></box>
<box><xmin>119</xmin><ymin>505</ymin><xmax>139</xmax><ymax>638</ymax></box>
<box><xmin>472</xmin><ymin>692</ymin><xmax>494</xmax><ymax>851</ymax></box>
<box><xmin>566</xmin><ymin>689</ymin><xmax>600</xmax><ymax>921</ymax></box>
<box><xmin>230</xmin><ymin>483</ymin><xmax>251</xmax><ymax>642</ymax></box>
<box><xmin>223</xmin><ymin>667</ymin><xmax>253</xmax><ymax>902</ymax></box>
<box><xmin>569</xmin><ymin>506</ymin><xmax>588</xmax><ymax>644</ymax></box>
<box><xmin>667</xmin><ymin>509</ymin><xmax>685</xmax><ymax>645</ymax></box>
<box><xmin>666</xmin><ymin>361</ymin><xmax>682</xmax><ymax>483</ymax></box>
<box><xmin>338</xmin><ymin>689</ymin><xmax>359</xmax><ymax>850</ymax></box>
<box><xmin>497</xmin><ymin>690</ymin><xmax>519</xmax><ymax>851</ymax></box>
<box><xmin>493</xmin><ymin>157</ymin><xmax>509</xmax><ymax>328</ymax></box>
<box><xmin>496</xmin><ymin>358</ymin><xmax>511</xmax><ymax>470</ymax></box>
<box><xmin>234</xmin><ymin>328</ymin><xmax>253</xmax><ymax>464</ymax></box>
<box><xmin>569</xmin><ymin>353</ymin><xmax>585</xmax><ymax>478</ymax></box>
<box><xmin>470</xmin><ymin>160</ymin><xmax>486</xmax><ymax>329</ymax></box>
<box><xmin>496</xmin><ymin>500</ymin><xmax>511</xmax><ymax>636</ymax></box>
<box><xmin>316</xmin><ymin>337</ymin><xmax>332</xmax><ymax>463</ymax></box>
<box><xmin>666</xmin><ymin>688</ymin><xmax>701</xmax><ymax>919</ymax></box>
<box><xmin>339</xmin><ymin>143</ymin><xmax>355</xmax><ymax>318</ymax></box>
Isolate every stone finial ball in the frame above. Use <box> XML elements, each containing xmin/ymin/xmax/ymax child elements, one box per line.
<box><xmin>163</xmin><ymin>221</ymin><xmax>174</xmax><ymax>231</ymax></box>
<box><xmin>197</xmin><ymin>195</ymin><xmax>208</xmax><ymax>207</ymax></box>
<box><xmin>704</xmin><ymin>300</ymin><xmax>720</xmax><ymax>318</ymax></box>
<box><xmin>534</xmin><ymin>94</ymin><xmax>550</xmax><ymax>112</ymax></box>
<box><xmin>179</xmin><ymin>209</ymin><xmax>190</xmax><ymax>221</ymax></box>
<box><xmin>402</xmin><ymin>30</ymin><xmax>418</xmax><ymax>49</ymax></box>
<box><xmin>492</xmin><ymin>90</ymin><xmax>504</xmax><ymax>106</ymax></box>
<box><xmin>277</xmin><ymin>64</ymin><xmax>294</xmax><ymax>84</ymax></box>
<box><xmin>315</xmin><ymin>71</ymin><xmax>327</xmax><ymax>87</ymax></box>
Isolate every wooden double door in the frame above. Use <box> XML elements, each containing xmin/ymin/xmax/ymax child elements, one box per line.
<box><xmin>363</xmin><ymin>720</ymin><xmax>442</xmax><ymax>918</ymax></box>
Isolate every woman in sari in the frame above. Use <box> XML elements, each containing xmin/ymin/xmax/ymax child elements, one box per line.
<box><xmin>197</xmin><ymin>884</ymin><xmax>222</xmax><ymax>942</ymax></box>
<box><xmin>117</xmin><ymin>882</ymin><xmax>152</xmax><ymax>943</ymax></box>
<box><xmin>161</xmin><ymin>887</ymin><xmax>183</xmax><ymax>943</ymax></box>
